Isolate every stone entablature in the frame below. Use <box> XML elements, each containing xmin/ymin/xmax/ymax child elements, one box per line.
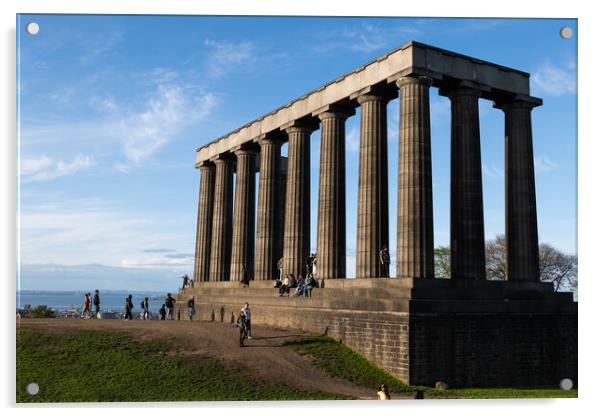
<box><xmin>195</xmin><ymin>41</ymin><xmax>538</xmax><ymax>166</ymax></box>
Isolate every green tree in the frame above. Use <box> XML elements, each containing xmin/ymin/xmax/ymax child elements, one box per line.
<box><xmin>434</xmin><ymin>245</ymin><xmax>451</xmax><ymax>278</ymax></box>
<box><xmin>434</xmin><ymin>236</ymin><xmax>577</xmax><ymax>294</ymax></box>
<box><xmin>27</xmin><ymin>306</ymin><xmax>56</xmax><ymax>318</ymax></box>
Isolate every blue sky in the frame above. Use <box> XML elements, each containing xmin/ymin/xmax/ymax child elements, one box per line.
<box><xmin>17</xmin><ymin>15</ymin><xmax>577</xmax><ymax>291</ymax></box>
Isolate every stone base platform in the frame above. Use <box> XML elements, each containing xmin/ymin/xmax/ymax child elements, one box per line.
<box><xmin>176</xmin><ymin>278</ymin><xmax>577</xmax><ymax>388</ymax></box>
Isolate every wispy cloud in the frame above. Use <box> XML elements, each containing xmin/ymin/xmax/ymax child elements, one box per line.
<box><xmin>20</xmin><ymin>154</ymin><xmax>95</xmax><ymax>183</ymax></box>
<box><xmin>79</xmin><ymin>30</ymin><xmax>124</xmax><ymax>66</ymax></box>
<box><xmin>346</xmin><ymin>126</ymin><xmax>360</xmax><ymax>152</ymax></box>
<box><xmin>202</xmin><ymin>39</ymin><xmax>287</xmax><ymax>79</ymax></box>
<box><xmin>532</xmin><ymin>61</ymin><xmax>576</xmax><ymax>96</ymax></box>
<box><xmin>534</xmin><ymin>155</ymin><xmax>559</xmax><ymax>173</ymax></box>
<box><xmin>313</xmin><ymin>22</ymin><xmax>422</xmax><ymax>54</ymax></box>
<box><xmin>114</xmin><ymin>84</ymin><xmax>217</xmax><ymax>171</ymax></box>
<box><xmin>483</xmin><ymin>163</ymin><xmax>504</xmax><ymax>179</ymax></box>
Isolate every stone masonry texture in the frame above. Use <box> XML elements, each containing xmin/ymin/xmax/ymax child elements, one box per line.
<box><xmin>209</xmin><ymin>158</ymin><xmax>234</xmax><ymax>282</ymax></box>
<box><xmin>193</xmin><ymin>164</ymin><xmax>215</xmax><ymax>282</ymax></box>
<box><xmin>396</xmin><ymin>76</ymin><xmax>435</xmax><ymax>279</ymax></box>
<box><xmin>230</xmin><ymin>149</ymin><xmax>257</xmax><ymax>282</ymax></box>
<box><xmin>356</xmin><ymin>93</ymin><xmax>390</xmax><ymax>279</ymax></box>
<box><xmin>255</xmin><ymin>138</ymin><xmax>283</xmax><ymax>280</ymax></box>
<box><xmin>316</xmin><ymin>109</ymin><xmax>353</xmax><ymax>279</ymax></box>
<box><xmin>447</xmin><ymin>87</ymin><xmax>486</xmax><ymax>280</ymax></box>
<box><xmin>283</xmin><ymin>126</ymin><xmax>313</xmax><ymax>279</ymax></box>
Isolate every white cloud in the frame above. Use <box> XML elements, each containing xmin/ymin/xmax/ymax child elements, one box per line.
<box><xmin>314</xmin><ymin>22</ymin><xmax>422</xmax><ymax>54</ymax></box>
<box><xmin>532</xmin><ymin>62</ymin><xmax>576</xmax><ymax>96</ymax></box>
<box><xmin>115</xmin><ymin>84</ymin><xmax>217</xmax><ymax>169</ymax></box>
<box><xmin>88</xmin><ymin>95</ymin><xmax>118</xmax><ymax>113</ymax></box>
<box><xmin>20</xmin><ymin>154</ymin><xmax>95</xmax><ymax>183</ymax></box>
<box><xmin>203</xmin><ymin>39</ymin><xmax>255</xmax><ymax>78</ymax></box>
<box><xmin>79</xmin><ymin>30</ymin><xmax>124</xmax><ymax>66</ymax></box>
<box><xmin>534</xmin><ymin>155</ymin><xmax>559</xmax><ymax>173</ymax></box>
<box><xmin>483</xmin><ymin>163</ymin><xmax>504</xmax><ymax>179</ymax></box>
<box><xmin>346</xmin><ymin>126</ymin><xmax>360</xmax><ymax>152</ymax></box>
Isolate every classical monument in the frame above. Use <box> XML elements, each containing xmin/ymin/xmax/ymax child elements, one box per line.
<box><xmin>178</xmin><ymin>41</ymin><xmax>577</xmax><ymax>387</ymax></box>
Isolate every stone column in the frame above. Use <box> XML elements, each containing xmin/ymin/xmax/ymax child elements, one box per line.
<box><xmin>396</xmin><ymin>76</ymin><xmax>434</xmax><ymax>278</ymax></box>
<box><xmin>446</xmin><ymin>86</ymin><xmax>486</xmax><ymax>280</ymax></box>
<box><xmin>498</xmin><ymin>98</ymin><xmax>541</xmax><ymax>281</ymax></box>
<box><xmin>193</xmin><ymin>163</ymin><xmax>215</xmax><ymax>282</ymax></box>
<box><xmin>208</xmin><ymin>157</ymin><xmax>234</xmax><ymax>281</ymax></box>
<box><xmin>230</xmin><ymin>148</ymin><xmax>257</xmax><ymax>282</ymax></box>
<box><xmin>317</xmin><ymin>108</ymin><xmax>354</xmax><ymax>279</ymax></box>
<box><xmin>282</xmin><ymin>124</ymin><xmax>314</xmax><ymax>279</ymax></box>
<box><xmin>255</xmin><ymin>136</ymin><xmax>283</xmax><ymax>280</ymax></box>
<box><xmin>356</xmin><ymin>92</ymin><xmax>391</xmax><ymax>278</ymax></box>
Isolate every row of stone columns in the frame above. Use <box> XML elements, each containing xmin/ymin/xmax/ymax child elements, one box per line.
<box><xmin>193</xmin><ymin>75</ymin><xmax>541</xmax><ymax>283</ymax></box>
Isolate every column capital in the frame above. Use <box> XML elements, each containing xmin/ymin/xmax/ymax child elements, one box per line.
<box><xmin>351</xmin><ymin>84</ymin><xmax>397</xmax><ymax>104</ymax></box>
<box><xmin>233</xmin><ymin>147</ymin><xmax>258</xmax><ymax>157</ymax></box>
<box><xmin>256</xmin><ymin>132</ymin><xmax>286</xmax><ymax>147</ymax></box>
<box><xmin>396</xmin><ymin>75</ymin><xmax>432</xmax><ymax>89</ymax></box>
<box><xmin>439</xmin><ymin>80</ymin><xmax>488</xmax><ymax>99</ymax></box>
<box><xmin>312</xmin><ymin>104</ymin><xmax>356</xmax><ymax>120</ymax></box>
<box><xmin>281</xmin><ymin>119</ymin><xmax>320</xmax><ymax>135</ymax></box>
<box><xmin>493</xmin><ymin>94</ymin><xmax>543</xmax><ymax>112</ymax></box>
<box><xmin>210</xmin><ymin>154</ymin><xmax>234</xmax><ymax>165</ymax></box>
<box><xmin>198</xmin><ymin>161</ymin><xmax>215</xmax><ymax>170</ymax></box>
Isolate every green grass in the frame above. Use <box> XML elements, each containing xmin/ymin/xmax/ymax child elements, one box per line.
<box><xmin>284</xmin><ymin>335</ymin><xmax>577</xmax><ymax>399</ymax></box>
<box><xmin>17</xmin><ymin>330</ymin><xmax>346</xmax><ymax>402</ymax></box>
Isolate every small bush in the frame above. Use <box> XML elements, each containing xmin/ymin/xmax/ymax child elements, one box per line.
<box><xmin>27</xmin><ymin>306</ymin><xmax>56</xmax><ymax>319</ymax></box>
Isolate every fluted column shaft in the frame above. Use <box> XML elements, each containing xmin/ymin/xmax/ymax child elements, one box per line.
<box><xmin>447</xmin><ymin>87</ymin><xmax>486</xmax><ymax>280</ymax></box>
<box><xmin>396</xmin><ymin>77</ymin><xmax>434</xmax><ymax>278</ymax></box>
<box><xmin>193</xmin><ymin>164</ymin><xmax>215</xmax><ymax>282</ymax></box>
<box><xmin>317</xmin><ymin>110</ymin><xmax>352</xmax><ymax>279</ymax></box>
<box><xmin>356</xmin><ymin>93</ymin><xmax>390</xmax><ymax>278</ymax></box>
<box><xmin>209</xmin><ymin>158</ymin><xmax>234</xmax><ymax>281</ymax></box>
<box><xmin>283</xmin><ymin>126</ymin><xmax>312</xmax><ymax>278</ymax></box>
<box><xmin>230</xmin><ymin>149</ymin><xmax>257</xmax><ymax>282</ymax></box>
<box><xmin>255</xmin><ymin>138</ymin><xmax>283</xmax><ymax>280</ymax></box>
<box><xmin>502</xmin><ymin>100</ymin><xmax>540</xmax><ymax>281</ymax></box>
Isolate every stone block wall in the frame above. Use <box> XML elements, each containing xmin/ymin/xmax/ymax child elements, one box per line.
<box><xmin>176</xmin><ymin>279</ymin><xmax>577</xmax><ymax>387</ymax></box>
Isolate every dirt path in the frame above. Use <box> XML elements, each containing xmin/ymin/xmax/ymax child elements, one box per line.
<box><xmin>18</xmin><ymin>319</ymin><xmax>400</xmax><ymax>400</ymax></box>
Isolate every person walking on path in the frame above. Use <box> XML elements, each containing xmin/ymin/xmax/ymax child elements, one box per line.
<box><xmin>141</xmin><ymin>296</ymin><xmax>150</xmax><ymax>320</ymax></box>
<box><xmin>81</xmin><ymin>292</ymin><xmax>91</xmax><ymax>319</ymax></box>
<box><xmin>187</xmin><ymin>296</ymin><xmax>195</xmax><ymax>321</ymax></box>
<box><xmin>165</xmin><ymin>293</ymin><xmax>176</xmax><ymax>320</ymax></box>
<box><xmin>376</xmin><ymin>384</ymin><xmax>391</xmax><ymax>400</ymax></box>
<box><xmin>277</xmin><ymin>257</ymin><xmax>284</xmax><ymax>281</ymax></box>
<box><xmin>379</xmin><ymin>245</ymin><xmax>390</xmax><ymax>277</ymax></box>
<box><xmin>124</xmin><ymin>294</ymin><xmax>134</xmax><ymax>320</ymax></box>
<box><xmin>241</xmin><ymin>302</ymin><xmax>252</xmax><ymax>339</ymax></box>
<box><xmin>159</xmin><ymin>304</ymin><xmax>166</xmax><ymax>320</ymax></box>
<box><xmin>235</xmin><ymin>311</ymin><xmax>248</xmax><ymax>347</ymax></box>
<box><xmin>93</xmin><ymin>289</ymin><xmax>101</xmax><ymax>318</ymax></box>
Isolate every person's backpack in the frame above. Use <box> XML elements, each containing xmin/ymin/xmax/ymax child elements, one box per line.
<box><xmin>140</xmin><ymin>300</ymin><xmax>145</xmax><ymax>309</ymax></box>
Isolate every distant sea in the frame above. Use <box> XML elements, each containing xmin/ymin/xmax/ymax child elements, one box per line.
<box><xmin>17</xmin><ymin>290</ymin><xmax>173</xmax><ymax>313</ymax></box>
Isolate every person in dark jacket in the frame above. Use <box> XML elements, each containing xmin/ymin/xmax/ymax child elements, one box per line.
<box><xmin>124</xmin><ymin>294</ymin><xmax>133</xmax><ymax>320</ymax></box>
<box><xmin>235</xmin><ymin>311</ymin><xmax>247</xmax><ymax>347</ymax></box>
<box><xmin>93</xmin><ymin>289</ymin><xmax>101</xmax><ymax>317</ymax></box>
<box><xmin>165</xmin><ymin>293</ymin><xmax>176</xmax><ymax>320</ymax></box>
<box><xmin>142</xmin><ymin>296</ymin><xmax>150</xmax><ymax>320</ymax></box>
<box><xmin>187</xmin><ymin>296</ymin><xmax>195</xmax><ymax>321</ymax></box>
<box><xmin>159</xmin><ymin>304</ymin><xmax>166</xmax><ymax>320</ymax></box>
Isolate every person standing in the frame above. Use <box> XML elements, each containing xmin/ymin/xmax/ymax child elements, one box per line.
<box><xmin>181</xmin><ymin>274</ymin><xmax>190</xmax><ymax>290</ymax></box>
<box><xmin>141</xmin><ymin>296</ymin><xmax>150</xmax><ymax>320</ymax></box>
<box><xmin>241</xmin><ymin>302</ymin><xmax>252</xmax><ymax>339</ymax></box>
<box><xmin>187</xmin><ymin>296</ymin><xmax>195</xmax><ymax>321</ymax></box>
<box><xmin>93</xmin><ymin>289</ymin><xmax>101</xmax><ymax>318</ymax></box>
<box><xmin>379</xmin><ymin>245</ymin><xmax>390</xmax><ymax>277</ymax></box>
<box><xmin>81</xmin><ymin>292</ymin><xmax>91</xmax><ymax>319</ymax></box>
<box><xmin>241</xmin><ymin>265</ymin><xmax>250</xmax><ymax>287</ymax></box>
<box><xmin>165</xmin><ymin>293</ymin><xmax>176</xmax><ymax>320</ymax></box>
<box><xmin>277</xmin><ymin>257</ymin><xmax>284</xmax><ymax>281</ymax></box>
<box><xmin>159</xmin><ymin>304</ymin><xmax>166</xmax><ymax>320</ymax></box>
<box><xmin>236</xmin><ymin>311</ymin><xmax>247</xmax><ymax>347</ymax></box>
<box><xmin>124</xmin><ymin>294</ymin><xmax>133</xmax><ymax>320</ymax></box>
